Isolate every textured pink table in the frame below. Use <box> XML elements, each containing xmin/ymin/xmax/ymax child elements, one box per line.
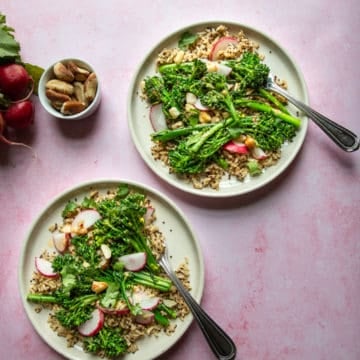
<box><xmin>1</xmin><ymin>1</ymin><xmax>359</xmax><ymax>359</ymax></box>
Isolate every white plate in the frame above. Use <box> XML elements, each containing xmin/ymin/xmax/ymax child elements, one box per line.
<box><xmin>18</xmin><ymin>179</ymin><xmax>204</xmax><ymax>360</ymax></box>
<box><xmin>128</xmin><ymin>21</ymin><xmax>309</xmax><ymax>197</ymax></box>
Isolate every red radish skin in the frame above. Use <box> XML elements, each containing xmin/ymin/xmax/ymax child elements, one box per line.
<box><xmin>118</xmin><ymin>252</ymin><xmax>147</xmax><ymax>271</ymax></box>
<box><xmin>223</xmin><ymin>140</ymin><xmax>249</xmax><ymax>154</ymax></box>
<box><xmin>78</xmin><ymin>308</ymin><xmax>104</xmax><ymax>337</ymax></box>
<box><xmin>3</xmin><ymin>100</ymin><xmax>34</xmax><ymax>130</ymax></box>
<box><xmin>35</xmin><ymin>257</ymin><xmax>58</xmax><ymax>278</ymax></box>
<box><xmin>0</xmin><ymin>64</ymin><xmax>32</xmax><ymax>101</ymax></box>
<box><xmin>209</xmin><ymin>36</ymin><xmax>239</xmax><ymax>61</ymax></box>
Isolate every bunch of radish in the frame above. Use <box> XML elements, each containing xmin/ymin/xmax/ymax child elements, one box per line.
<box><xmin>0</xmin><ymin>62</ymin><xmax>35</xmax><ymax>151</ymax></box>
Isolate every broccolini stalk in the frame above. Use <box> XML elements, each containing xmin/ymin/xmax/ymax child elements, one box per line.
<box><xmin>130</xmin><ymin>271</ymin><xmax>172</xmax><ymax>292</ymax></box>
<box><xmin>27</xmin><ymin>293</ymin><xmax>99</xmax><ymax>328</ymax></box>
<box><xmin>234</xmin><ymin>99</ymin><xmax>301</xmax><ymax>128</ymax></box>
<box><xmin>258</xmin><ymin>88</ymin><xmax>290</xmax><ymax>115</ymax></box>
<box><xmin>151</xmin><ymin>123</ymin><xmax>213</xmax><ymax>142</ymax></box>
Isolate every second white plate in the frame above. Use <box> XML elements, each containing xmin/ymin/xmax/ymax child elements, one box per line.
<box><xmin>19</xmin><ymin>179</ymin><xmax>204</xmax><ymax>360</ymax></box>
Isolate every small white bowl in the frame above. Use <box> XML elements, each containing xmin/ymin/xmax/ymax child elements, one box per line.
<box><xmin>38</xmin><ymin>58</ymin><xmax>101</xmax><ymax>120</ymax></box>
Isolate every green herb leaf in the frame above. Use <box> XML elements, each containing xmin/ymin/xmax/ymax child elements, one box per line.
<box><xmin>23</xmin><ymin>63</ymin><xmax>44</xmax><ymax>96</ymax></box>
<box><xmin>178</xmin><ymin>31</ymin><xmax>198</xmax><ymax>50</ymax></box>
<box><xmin>0</xmin><ymin>14</ymin><xmax>21</xmax><ymax>63</ymax></box>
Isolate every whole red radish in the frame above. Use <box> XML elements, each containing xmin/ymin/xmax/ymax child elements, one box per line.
<box><xmin>0</xmin><ymin>63</ymin><xmax>32</xmax><ymax>101</ymax></box>
<box><xmin>3</xmin><ymin>100</ymin><xmax>34</xmax><ymax>129</ymax></box>
<box><xmin>0</xmin><ymin>111</ymin><xmax>33</xmax><ymax>151</ymax></box>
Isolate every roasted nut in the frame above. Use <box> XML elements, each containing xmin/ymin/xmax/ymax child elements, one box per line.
<box><xmin>45</xmin><ymin>89</ymin><xmax>71</xmax><ymax>103</ymax></box>
<box><xmin>84</xmin><ymin>72</ymin><xmax>98</xmax><ymax>102</ymax></box>
<box><xmin>60</xmin><ymin>100</ymin><xmax>86</xmax><ymax>115</ymax></box>
<box><xmin>51</xmin><ymin>101</ymin><xmax>63</xmax><ymax>111</ymax></box>
<box><xmin>53</xmin><ymin>62</ymin><xmax>74</xmax><ymax>82</ymax></box>
<box><xmin>46</xmin><ymin>79</ymin><xmax>74</xmax><ymax>95</ymax></box>
<box><xmin>73</xmin><ymin>81</ymin><xmax>87</xmax><ymax>105</ymax></box>
<box><xmin>67</xmin><ymin>61</ymin><xmax>90</xmax><ymax>82</ymax></box>
<box><xmin>91</xmin><ymin>281</ymin><xmax>108</xmax><ymax>294</ymax></box>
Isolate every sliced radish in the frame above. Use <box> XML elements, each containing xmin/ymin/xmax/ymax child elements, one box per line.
<box><xmin>71</xmin><ymin>209</ymin><xmax>101</xmax><ymax>234</ymax></box>
<box><xmin>138</xmin><ymin>296</ymin><xmax>160</xmax><ymax>311</ymax></box>
<box><xmin>150</xmin><ymin>103</ymin><xmax>167</xmax><ymax>131</ymax></box>
<box><xmin>223</xmin><ymin>140</ymin><xmax>249</xmax><ymax>154</ymax></box>
<box><xmin>186</xmin><ymin>92</ymin><xmax>197</xmax><ymax>105</ymax></box>
<box><xmin>194</xmin><ymin>98</ymin><xmax>210</xmax><ymax>111</ymax></box>
<box><xmin>209</xmin><ymin>36</ymin><xmax>239</xmax><ymax>61</ymax></box>
<box><xmin>144</xmin><ymin>206</ymin><xmax>155</xmax><ymax>225</ymax></box>
<box><xmin>52</xmin><ymin>232</ymin><xmax>70</xmax><ymax>253</ymax></box>
<box><xmin>78</xmin><ymin>308</ymin><xmax>104</xmax><ymax>337</ymax></box>
<box><xmin>135</xmin><ymin>310</ymin><xmax>155</xmax><ymax>325</ymax></box>
<box><xmin>131</xmin><ymin>291</ymin><xmax>160</xmax><ymax>311</ymax></box>
<box><xmin>251</xmin><ymin>146</ymin><xmax>267</xmax><ymax>160</ymax></box>
<box><xmin>97</xmin><ymin>301</ymin><xmax>129</xmax><ymax>316</ymax></box>
<box><xmin>35</xmin><ymin>257</ymin><xmax>58</xmax><ymax>278</ymax></box>
<box><xmin>118</xmin><ymin>252</ymin><xmax>147</xmax><ymax>272</ymax></box>
<box><xmin>216</xmin><ymin>63</ymin><xmax>232</xmax><ymax>77</ymax></box>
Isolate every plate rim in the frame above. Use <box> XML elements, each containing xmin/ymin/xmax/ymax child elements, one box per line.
<box><xmin>18</xmin><ymin>178</ymin><xmax>205</xmax><ymax>360</ymax></box>
<box><xmin>127</xmin><ymin>20</ymin><xmax>309</xmax><ymax>198</ymax></box>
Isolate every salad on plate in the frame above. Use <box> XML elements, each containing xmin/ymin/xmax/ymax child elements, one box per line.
<box><xmin>140</xmin><ymin>25</ymin><xmax>302</xmax><ymax>190</ymax></box>
<box><xmin>26</xmin><ymin>184</ymin><xmax>191</xmax><ymax>358</ymax></box>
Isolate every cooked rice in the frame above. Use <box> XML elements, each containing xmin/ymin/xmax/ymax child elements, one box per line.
<box><xmin>28</xmin><ymin>188</ymin><xmax>191</xmax><ymax>358</ymax></box>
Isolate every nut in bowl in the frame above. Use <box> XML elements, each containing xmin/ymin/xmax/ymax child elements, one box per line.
<box><xmin>38</xmin><ymin>58</ymin><xmax>101</xmax><ymax>120</ymax></box>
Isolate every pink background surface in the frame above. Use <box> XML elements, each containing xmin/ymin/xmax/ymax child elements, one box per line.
<box><xmin>1</xmin><ymin>1</ymin><xmax>359</xmax><ymax>359</ymax></box>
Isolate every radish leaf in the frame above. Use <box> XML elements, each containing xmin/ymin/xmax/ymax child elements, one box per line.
<box><xmin>0</xmin><ymin>14</ymin><xmax>21</xmax><ymax>63</ymax></box>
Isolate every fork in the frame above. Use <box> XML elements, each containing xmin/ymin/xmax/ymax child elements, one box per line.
<box><xmin>159</xmin><ymin>246</ymin><xmax>237</xmax><ymax>360</ymax></box>
<box><xmin>265</xmin><ymin>74</ymin><xmax>359</xmax><ymax>152</ymax></box>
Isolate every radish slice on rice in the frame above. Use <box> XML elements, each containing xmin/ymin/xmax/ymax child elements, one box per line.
<box><xmin>35</xmin><ymin>257</ymin><xmax>58</xmax><ymax>278</ymax></box>
<box><xmin>135</xmin><ymin>310</ymin><xmax>155</xmax><ymax>325</ymax></box>
<box><xmin>223</xmin><ymin>140</ymin><xmax>249</xmax><ymax>154</ymax></box>
<box><xmin>251</xmin><ymin>146</ymin><xmax>267</xmax><ymax>160</ymax></box>
<box><xmin>71</xmin><ymin>209</ymin><xmax>101</xmax><ymax>235</ymax></box>
<box><xmin>194</xmin><ymin>98</ymin><xmax>210</xmax><ymax>111</ymax></box>
<box><xmin>150</xmin><ymin>103</ymin><xmax>167</xmax><ymax>131</ymax></box>
<box><xmin>131</xmin><ymin>290</ymin><xmax>160</xmax><ymax>311</ymax></box>
<box><xmin>216</xmin><ymin>63</ymin><xmax>232</xmax><ymax>77</ymax></box>
<box><xmin>78</xmin><ymin>308</ymin><xmax>104</xmax><ymax>337</ymax></box>
<box><xmin>209</xmin><ymin>36</ymin><xmax>239</xmax><ymax>61</ymax></box>
<box><xmin>118</xmin><ymin>252</ymin><xmax>147</xmax><ymax>272</ymax></box>
<box><xmin>143</xmin><ymin>206</ymin><xmax>155</xmax><ymax>225</ymax></box>
<box><xmin>97</xmin><ymin>301</ymin><xmax>130</xmax><ymax>316</ymax></box>
<box><xmin>52</xmin><ymin>232</ymin><xmax>70</xmax><ymax>253</ymax></box>
<box><xmin>138</xmin><ymin>296</ymin><xmax>160</xmax><ymax>311</ymax></box>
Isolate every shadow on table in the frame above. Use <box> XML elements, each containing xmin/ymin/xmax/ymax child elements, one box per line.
<box><xmin>54</xmin><ymin>106</ymin><xmax>101</xmax><ymax>139</ymax></box>
<box><xmin>149</xmin><ymin>154</ymin><xmax>301</xmax><ymax>210</ymax></box>
<box><xmin>0</xmin><ymin>125</ymin><xmax>37</xmax><ymax>166</ymax></box>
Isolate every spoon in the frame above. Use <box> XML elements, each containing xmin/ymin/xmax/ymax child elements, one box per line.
<box><xmin>265</xmin><ymin>74</ymin><xmax>359</xmax><ymax>152</ymax></box>
<box><xmin>159</xmin><ymin>246</ymin><xmax>237</xmax><ymax>360</ymax></box>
